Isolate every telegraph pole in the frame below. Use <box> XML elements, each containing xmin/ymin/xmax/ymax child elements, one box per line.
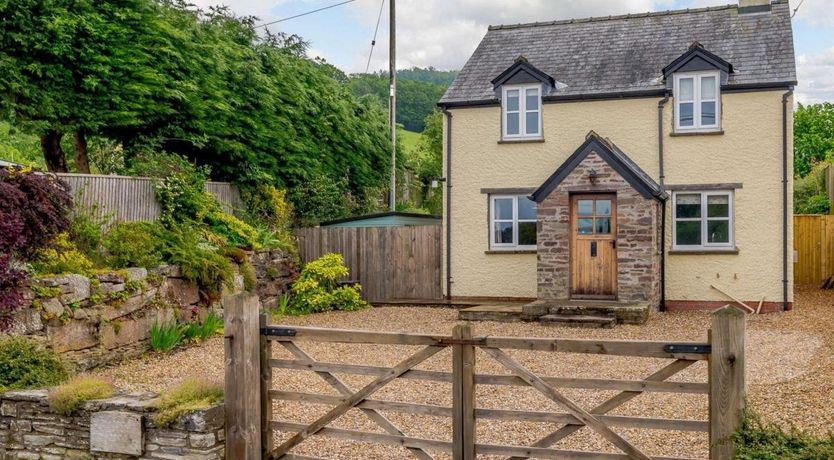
<box><xmin>388</xmin><ymin>0</ymin><xmax>396</xmax><ymax>211</ymax></box>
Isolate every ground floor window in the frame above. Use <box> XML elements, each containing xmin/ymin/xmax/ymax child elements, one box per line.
<box><xmin>672</xmin><ymin>190</ymin><xmax>734</xmax><ymax>249</ymax></box>
<box><xmin>490</xmin><ymin>195</ymin><xmax>537</xmax><ymax>250</ymax></box>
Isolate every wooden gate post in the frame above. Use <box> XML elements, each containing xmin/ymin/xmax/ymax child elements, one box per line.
<box><xmin>452</xmin><ymin>324</ymin><xmax>475</xmax><ymax>460</ymax></box>
<box><xmin>708</xmin><ymin>306</ymin><xmax>746</xmax><ymax>459</ymax></box>
<box><xmin>259</xmin><ymin>313</ymin><xmax>273</xmax><ymax>457</ymax></box>
<box><xmin>224</xmin><ymin>294</ymin><xmax>262</xmax><ymax>460</ymax></box>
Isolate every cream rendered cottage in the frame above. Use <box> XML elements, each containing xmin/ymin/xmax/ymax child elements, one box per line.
<box><xmin>438</xmin><ymin>0</ymin><xmax>796</xmax><ymax>322</ymax></box>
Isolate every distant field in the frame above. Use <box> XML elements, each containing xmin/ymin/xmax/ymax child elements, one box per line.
<box><xmin>398</xmin><ymin>129</ymin><xmax>422</xmax><ymax>153</ymax></box>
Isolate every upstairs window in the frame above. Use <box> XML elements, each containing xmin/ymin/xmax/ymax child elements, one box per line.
<box><xmin>674</xmin><ymin>71</ymin><xmax>720</xmax><ymax>132</ymax></box>
<box><xmin>490</xmin><ymin>195</ymin><xmax>537</xmax><ymax>250</ymax></box>
<box><xmin>502</xmin><ymin>84</ymin><xmax>541</xmax><ymax>140</ymax></box>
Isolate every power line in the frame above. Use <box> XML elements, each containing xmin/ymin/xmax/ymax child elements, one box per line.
<box><xmin>791</xmin><ymin>0</ymin><xmax>805</xmax><ymax>18</ymax></box>
<box><xmin>256</xmin><ymin>0</ymin><xmax>357</xmax><ymax>28</ymax></box>
<box><xmin>365</xmin><ymin>0</ymin><xmax>385</xmax><ymax>72</ymax></box>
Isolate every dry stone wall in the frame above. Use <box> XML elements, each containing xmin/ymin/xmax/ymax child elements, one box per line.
<box><xmin>9</xmin><ymin>249</ymin><xmax>297</xmax><ymax>372</ymax></box>
<box><xmin>0</xmin><ymin>389</ymin><xmax>224</xmax><ymax>460</ymax></box>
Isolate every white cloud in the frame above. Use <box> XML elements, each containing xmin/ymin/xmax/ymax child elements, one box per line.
<box><xmin>347</xmin><ymin>0</ymin><xmax>676</xmax><ymax>72</ymax></box>
<box><xmin>796</xmin><ymin>46</ymin><xmax>834</xmax><ymax>104</ymax></box>
<box><xmin>792</xmin><ymin>0</ymin><xmax>834</xmax><ymax>27</ymax></box>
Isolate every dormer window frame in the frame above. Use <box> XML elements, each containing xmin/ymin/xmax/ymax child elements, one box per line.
<box><xmin>673</xmin><ymin>70</ymin><xmax>722</xmax><ymax>133</ymax></box>
<box><xmin>501</xmin><ymin>83</ymin><xmax>543</xmax><ymax>141</ymax></box>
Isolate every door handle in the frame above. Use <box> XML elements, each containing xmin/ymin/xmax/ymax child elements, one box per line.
<box><xmin>611</xmin><ymin>240</ymin><xmax>617</xmax><ymax>249</ymax></box>
<box><xmin>591</xmin><ymin>242</ymin><xmax>597</xmax><ymax>257</ymax></box>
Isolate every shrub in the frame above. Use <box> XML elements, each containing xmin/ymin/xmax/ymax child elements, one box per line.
<box><xmin>30</xmin><ymin>233</ymin><xmax>95</xmax><ymax>276</ymax></box>
<box><xmin>154</xmin><ymin>378</ymin><xmax>224</xmax><ymax>427</ymax></box>
<box><xmin>102</xmin><ymin>221</ymin><xmax>164</xmax><ymax>268</ymax></box>
<box><xmin>160</xmin><ymin>226</ymin><xmax>234</xmax><ymax>302</ymax></box>
<box><xmin>69</xmin><ymin>206</ymin><xmax>111</xmax><ymax>264</ymax></box>
<box><xmin>240</xmin><ymin>184</ymin><xmax>293</xmax><ymax>233</ymax></box>
<box><xmin>289</xmin><ymin>253</ymin><xmax>369</xmax><ymax>315</ymax></box>
<box><xmin>207</xmin><ymin>210</ymin><xmax>260</xmax><ymax>249</ymax></box>
<box><xmin>48</xmin><ymin>376</ymin><xmax>114</xmax><ymax>416</ymax></box>
<box><xmin>0</xmin><ymin>166</ymin><xmax>73</xmax><ymax>260</ymax></box>
<box><xmin>149</xmin><ymin>320</ymin><xmax>186</xmax><ymax>352</ymax></box>
<box><xmin>0</xmin><ymin>337</ymin><xmax>69</xmax><ymax>391</ymax></box>
<box><xmin>733</xmin><ymin>410</ymin><xmax>834</xmax><ymax>459</ymax></box>
<box><xmin>0</xmin><ymin>167</ymin><xmax>72</xmax><ymax>330</ymax></box>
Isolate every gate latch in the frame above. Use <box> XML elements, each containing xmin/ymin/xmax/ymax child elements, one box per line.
<box><xmin>663</xmin><ymin>344</ymin><xmax>711</xmax><ymax>354</ymax></box>
<box><xmin>260</xmin><ymin>327</ymin><xmax>297</xmax><ymax>337</ymax></box>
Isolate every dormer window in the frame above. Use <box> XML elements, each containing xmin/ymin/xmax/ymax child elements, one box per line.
<box><xmin>674</xmin><ymin>71</ymin><xmax>720</xmax><ymax>132</ymax></box>
<box><xmin>503</xmin><ymin>84</ymin><xmax>542</xmax><ymax>140</ymax></box>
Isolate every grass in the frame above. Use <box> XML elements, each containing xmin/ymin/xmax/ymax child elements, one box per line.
<box><xmin>732</xmin><ymin>410</ymin><xmax>834</xmax><ymax>459</ymax></box>
<box><xmin>398</xmin><ymin>128</ymin><xmax>422</xmax><ymax>154</ymax></box>
<box><xmin>149</xmin><ymin>320</ymin><xmax>185</xmax><ymax>352</ymax></box>
<box><xmin>154</xmin><ymin>378</ymin><xmax>224</xmax><ymax>427</ymax></box>
<box><xmin>182</xmin><ymin>312</ymin><xmax>224</xmax><ymax>342</ymax></box>
<box><xmin>0</xmin><ymin>337</ymin><xmax>69</xmax><ymax>391</ymax></box>
<box><xmin>48</xmin><ymin>376</ymin><xmax>114</xmax><ymax>416</ymax></box>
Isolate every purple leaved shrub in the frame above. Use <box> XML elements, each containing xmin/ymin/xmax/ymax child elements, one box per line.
<box><xmin>0</xmin><ymin>167</ymin><xmax>73</xmax><ymax>330</ymax></box>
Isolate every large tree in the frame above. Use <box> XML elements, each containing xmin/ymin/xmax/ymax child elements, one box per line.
<box><xmin>0</xmin><ymin>0</ymin><xmax>170</xmax><ymax>172</ymax></box>
<box><xmin>794</xmin><ymin>102</ymin><xmax>834</xmax><ymax>177</ymax></box>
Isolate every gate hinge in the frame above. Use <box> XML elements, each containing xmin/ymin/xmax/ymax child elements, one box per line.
<box><xmin>260</xmin><ymin>327</ymin><xmax>297</xmax><ymax>337</ymax></box>
<box><xmin>664</xmin><ymin>343</ymin><xmax>711</xmax><ymax>354</ymax></box>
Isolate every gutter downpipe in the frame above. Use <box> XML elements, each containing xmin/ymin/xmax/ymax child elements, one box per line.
<box><xmin>658</xmin><ymin>92</ymin><xmax>670</xmax><ymax>312</ymax></box>
<box><xmin>443</xmin><ymin>108</ymin><xmax>453</xmax><ymax>301</ymax></box>
<box><xmin>782</xmin><ymin>88</ymin><xmax>794</xmax><ymax>311</ymax></box>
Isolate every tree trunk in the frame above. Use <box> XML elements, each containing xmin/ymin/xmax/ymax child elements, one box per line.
<box><xmin>41</xmin><ymin>130</ymin><xmax>68</xmax><ymax>172</ymax></box>
<box><xmin>73</xmin><ymin>128</ymin><xmax>90</xmax><ymax>173</ymax></box>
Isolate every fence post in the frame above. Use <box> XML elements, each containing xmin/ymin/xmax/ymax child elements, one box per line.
<box><xmin>259</xmin><ymin>313</ymin><xmax>273</xmax><ymax>458</ymax></box>
<box><xmin>452</xmin><ymin>324</ymin><xmax>475</xmax><ymax>460</ymax></box>
<box><xmin>709</xmin><ymin>306</ymin><xmax>746</xmax><ymax>460</ymax></box>
<box><xmin>224</xmin><ymin>293</ymin><xmax>262</xmax><ymax>460</ymax></box>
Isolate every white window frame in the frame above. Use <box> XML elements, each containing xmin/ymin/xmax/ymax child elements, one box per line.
<box><xmin>501</xmin><ymin>84</ymin><xmax>542</xmax><ymax>140</ymax></box>
<box><xmin>674</xmin><ymin>71</ymin><xmax>721</xmax><ymax>132</ymax></box>
<box><xmin>489</xmin><ymin>195</ymin><xmax>537</xmax><ymax>250</ymax></box>
<box><xmin>672</xmin><ymin>190</ymin><xmax>735</xmax><ymax>250</ymax></box>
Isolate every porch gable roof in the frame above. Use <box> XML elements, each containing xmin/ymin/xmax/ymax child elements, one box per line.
<box><xmin>530</xmin><ymin>132</ymin><xmax>667</xmax><ymax>203</ymax></box>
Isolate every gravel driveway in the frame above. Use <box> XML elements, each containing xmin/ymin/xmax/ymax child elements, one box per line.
<box><xmin>95</xmin><ymin>287</ymin><xmax>834</xmax><ymax>459</ymax></box>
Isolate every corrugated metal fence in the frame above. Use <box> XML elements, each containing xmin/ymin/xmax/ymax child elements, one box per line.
<box><xmin>57</xmin><ymin>173</ymin><xmax>241</xmax><ymax>222</ymax></box>
<box><xmin>794</xmin><ymin>214</ymin><xmax>834</xmax><ymax>286</ymax></box>
<box><xmin>296</xmin><ymin>226</ymin><xmax>442</xmax><ymax>302</ymax></box>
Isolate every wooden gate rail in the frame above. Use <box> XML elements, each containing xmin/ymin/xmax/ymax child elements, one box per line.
<box><xmin>224</xmin><ymin>294</ymin><xmax>745</xmax><ymax>460</ymax></box>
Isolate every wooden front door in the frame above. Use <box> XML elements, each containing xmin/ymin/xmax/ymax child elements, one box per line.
<box><xmin>570</xmin><ymin>194</ymin><xmax>617</xmax><ymax>299</ymax></box>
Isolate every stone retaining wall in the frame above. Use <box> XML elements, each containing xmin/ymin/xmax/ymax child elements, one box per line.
<box><xmin>9</xmin><ymin>249</ymin><xmax>297</xmax><ymax>372</ymax></box>
<box><xmin>0</xmin><ymin>389</ymin><xmax>224</xmax><ymax>460</ymax></box>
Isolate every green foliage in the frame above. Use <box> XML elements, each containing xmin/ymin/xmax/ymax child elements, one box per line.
<box><xmin>290</xmin><ymin>175</ymin><xmax>360</xmax><ymax>227</ymax></box>
<box><xmin>182</xmin><ymin>311</ymin><xmax>224</xmax><ymax>342</ymax></box>
<box><xmin>158</xmin><ymin>225</ymin><xmax>234</xmax><ymax>302</ymax></box>
<box><xmin>0</xmin><ymin>337</ymin><xmax>69</xmax><ymax>391</ymax></box>
<box><xmin>149</xmin><ymin>320</ymin><xmax>186</xmax><ymax>352</ymax></box>
<box><xmin>239</xmin><ymin>184</ymin><xmax>293</xmax><ymax>233</ymax></box>
<box><xmin>288</xmin><ymin>253</ymin><xmax>369</xmax><ymax>315</ymax></box>
<box><xmin>0</xmin><ymin>122</ymin><xmax>43</xmax><ymax>168</ymax></box>
<box><xmin>733</xmin><ymin>410</ymin><xmax>834</xmax><ymax>459</ymax></box>
<box><xmin>241</xmin><ymin>261</ymin><xmax>257</xmax><ymax>292</ymax></box>
<box><xmin>348</xmin><ymin>68</ymin><xmax>456</xmax><ymax>131</ymax></box>
<box><xmin>69</xmin><ymin>206</ymin><xmax>112</xmax><ymax>265</ymax></box>
<box><xmin>48</xmin><ymin>376</ymin><xmax>115</xmax><ymax>416</ymax></box>
<box><xmin>794</xmin><ymin>162</ymin><xmax>832</xmax><ymax>214</ymax></box>
<box><xmin>31</xmin><ymin>233</ymin><xmax>95</xmax><ymax>276</ymax></box>
<box><xmin>795</xmin><ymin>103</ymin><xmax>834</xmax><ymax>177</ymax></box>
<box><xmin>154</xmin><ymin>378</ymin><xmax>224</xmax><ymax>428</ymax></box>
<box><xmin>102</xmin><ymin>221</ymin><xmax>164</xmax><ymax>269</ymax></box>
<box><xmin>405</xmin><ymin>110</ymin><xmax>443</xmax><ymax>215</ymax></box>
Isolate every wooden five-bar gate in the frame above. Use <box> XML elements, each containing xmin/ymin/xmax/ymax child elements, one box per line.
<box><xmin>224</xmin><ymin>294</ymin><xmax>746</xmax><ymax>460</ymax></box>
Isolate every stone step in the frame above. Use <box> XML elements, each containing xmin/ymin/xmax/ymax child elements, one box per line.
<box><xmin>539</xmin><ymin>314</ymin><xmax>617</xmax><ymax>329</ymax></box>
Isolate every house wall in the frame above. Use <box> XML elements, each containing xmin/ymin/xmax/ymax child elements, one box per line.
<box><xmin>443</xmin><ymin>89</ymin><xmax>793</xmax><ymax>306</ymax></box>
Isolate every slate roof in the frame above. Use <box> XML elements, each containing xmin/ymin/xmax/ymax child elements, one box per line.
<box><xmin>531</xmin><ymin>131</ymin><xmax>666</xmax><ymax>203</ymax></box>
<box><xmin>440</xmin><ymin>1</ymin><xmax>796</xmax><ymax>105</ymax></box>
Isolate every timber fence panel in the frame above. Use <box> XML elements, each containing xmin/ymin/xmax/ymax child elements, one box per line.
<box><xmin>56</xmin><ymin>173</ymin><xmax>240</xmax><ymax>223</ymax></box>
<box><xmin>794</xmin><ymin>215</ymin><xmax>834</xmax><ymax>286</ymax></box>
<box><xmin>294</xmin><ymin>226</ymin><xmax>442</xmax><ymax>302</ymax></box>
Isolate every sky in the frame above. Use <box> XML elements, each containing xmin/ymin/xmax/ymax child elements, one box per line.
<box><xmin>192</xmin><ymin>0</ymin><xmax>834</xmax><ymax>104</ymax></box>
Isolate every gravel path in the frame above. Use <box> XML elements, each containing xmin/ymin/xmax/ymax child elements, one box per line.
<box><xmin>95</xmin><ymin>287</ymin><xmax>834</xmax><ymax>459</ymax></box>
